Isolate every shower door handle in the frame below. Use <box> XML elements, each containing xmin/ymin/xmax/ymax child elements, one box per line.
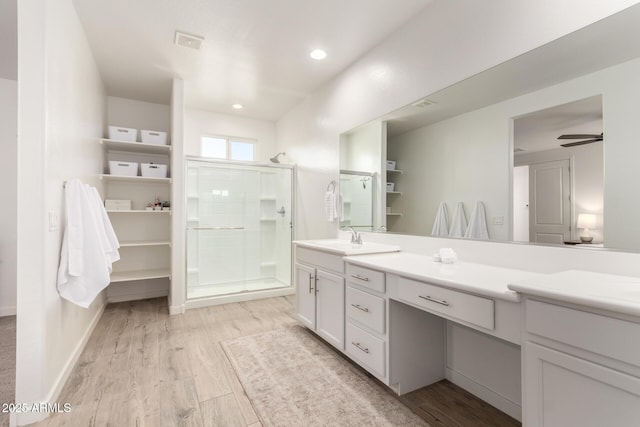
<box><xmin>190</xmin><ymin>227</ymin><xmax>245</xmax><ymax>230</ymax></box>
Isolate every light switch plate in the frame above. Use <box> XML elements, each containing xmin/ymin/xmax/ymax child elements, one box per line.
<box><xmin>49</xmin><ymin>211</ymin><xmax>58</xmax><ymax>231</ymax></box>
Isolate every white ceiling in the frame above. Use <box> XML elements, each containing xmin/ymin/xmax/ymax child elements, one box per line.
<box><xmin>72</xmin><ymin>0</ymin><xmax>433</xmax><ymax>120</ymax></box>
<box><xmin>0</xmin><ymin>0</ymin><xmax>17</xmax><ymax>81</ymax></box>
<box><xmin>514</xmin><ymin>96</ymin><xmax>603</xmax><ymax>153</ymax></box>
<box><xmin>382</xmin><ymin>4</ymin><xmax>640</xmax><ymax>140</ymax></box>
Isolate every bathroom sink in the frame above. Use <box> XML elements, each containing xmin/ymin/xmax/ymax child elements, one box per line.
<box><xmin>294</xmin><ymin>239</ymin><xmax>400</xmax><ymax>256</ymax></box>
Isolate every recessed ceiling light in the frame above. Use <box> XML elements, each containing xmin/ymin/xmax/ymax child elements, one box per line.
<box><xmin>232</xmin><ymin>104</ymin><xmax>243</xmax><ymax>110</ymax></box>
<box><xmin>310</xmin><ymin>49</ymin><xmax>327</xmax><ymax>60</ymax></box>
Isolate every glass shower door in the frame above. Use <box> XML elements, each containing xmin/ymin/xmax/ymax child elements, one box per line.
<box><xmin>186</xmin><ymin>160</ymin><xmax>292</xmax><ymax>300</ymax></box>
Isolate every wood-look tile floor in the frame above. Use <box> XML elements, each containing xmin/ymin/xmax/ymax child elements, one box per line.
<box><xmin>0</xmin><ymin>315</ymin><xmax>16</xmax><ymax>427</ymax></box>
<box><xmin>30</xmin><ymin>296</ymin><xmax>520</xmax><ymax>427</ymax></box>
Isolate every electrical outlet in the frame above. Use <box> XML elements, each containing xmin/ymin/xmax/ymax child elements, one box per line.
<box><xmin>493</xmin><ymin>216</ymin><xmax>504</xmax><ymax>225</ymax></box>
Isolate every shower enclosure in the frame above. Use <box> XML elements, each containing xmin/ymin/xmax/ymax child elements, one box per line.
<box><xmin>186</xmin><ymin>158</ymin><xmax>294</xmax><ymax>301</ymax></box>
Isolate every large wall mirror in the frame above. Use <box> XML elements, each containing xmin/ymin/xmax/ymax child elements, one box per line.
<box><xmin>339</xmin><ymin>4</ymin><xmax>640</xmax><ymax>251</ymax></box>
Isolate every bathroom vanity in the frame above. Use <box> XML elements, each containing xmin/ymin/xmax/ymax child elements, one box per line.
<box><xmin>294</xmin><ymin>240</ymin><xmax>640</xmax><ymax>425</ymax></box>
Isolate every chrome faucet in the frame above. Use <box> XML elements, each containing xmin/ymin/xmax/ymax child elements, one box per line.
<box><xmin>346</xmin><ymin>227</ymin><xmax>363</xmax><ymax>245</ymax></box>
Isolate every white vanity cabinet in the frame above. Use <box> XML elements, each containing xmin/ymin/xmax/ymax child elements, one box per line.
<box><xmin>521</xmin><ymin>298</ymin><xmax>640</xmax><ymax>426</ymax></box>
<box><xmin>345</xmin><ymin>263</ymin><xmax>388</xmax><ymax>380</ymax></box>
<box><xmin>294</xmin><ymin>247</ymin><xmax>345</xmax><ymax>350</ymax></box>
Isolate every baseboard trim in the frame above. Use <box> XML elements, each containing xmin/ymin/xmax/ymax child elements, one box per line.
<box><xmin>446</xmin><ymin>368</ymin><xmax>522</xmax><ymax>422</ymax></box>
<box><xmin>185</xmin><ymin>287</ymin><xmax>294</xmax><ymax>310</ymax></box>
<box><xmin>16</xmin><ymin>302</ymin><xmax>106</xmax><ymax>426</ymax></box>
<box><xmin>169</xmin><ymin>304</ymin><xmax>185</xmax><ymax>315</ymax></box>
<box><xmin>0</xmin><ymin>306</ymin><xmax>17</xmax><ymax>316</ymax></box>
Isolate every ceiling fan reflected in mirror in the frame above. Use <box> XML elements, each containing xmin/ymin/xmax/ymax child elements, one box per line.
<box><xmin>558</xmin><ymin>133</ymin><xmax>603</xmax><ymax>147</ymax></box>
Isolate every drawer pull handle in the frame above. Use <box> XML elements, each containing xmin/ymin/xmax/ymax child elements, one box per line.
<box><xmin>308</xmin><ymin>275</ymin><xmax>313</xmax><ymax>294</ymax></box>
<box><xmin>351</xmin><ymin>274</ymin><xmax>369</xmax><ymax>282</ymax></box>
<box><xmin>352</xmin><ymin>342</ymin><xmax>369</xmax><ymax>354</ymax></box>
<box><xmin>418</xmin><ymin>295</ymin><xmax>450</xmax><ymax>306</ymax></box>
<box><xmin>315</xmin><ymin>275</ymin><xmax>319</xmax><ymax>295</ymax></box>
<box><xmin>351</xmin><ymin>304</ymin><xmax>369</xmax><ymax>313</ymax></box>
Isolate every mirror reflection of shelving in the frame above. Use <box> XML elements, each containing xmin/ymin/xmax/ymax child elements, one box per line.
<box><xmin>385</xmin><ymin>162</ymin><xmax>403</xmax><ymax>230</ymax></box>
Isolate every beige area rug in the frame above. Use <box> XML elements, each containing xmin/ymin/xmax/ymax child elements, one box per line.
<box><xmin>221</xmin><ymin>325</ymin><xmax>428</xmax><ymax>426</ymax></box>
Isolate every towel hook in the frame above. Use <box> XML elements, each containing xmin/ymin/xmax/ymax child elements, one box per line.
<box><xmin>327</xmin><ymin>180</ymin><xmax>336</xmax><ymax>192</ymax></box>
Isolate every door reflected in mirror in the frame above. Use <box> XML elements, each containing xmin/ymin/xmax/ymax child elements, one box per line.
<box><xmin>513</xmin><ymin>96</ymin><xmax>603</xmax><ymax>246</ymax></box>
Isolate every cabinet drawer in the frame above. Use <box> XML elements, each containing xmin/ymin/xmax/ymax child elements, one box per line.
<box><xmin>296</xmin><ymin>246</ymin><xmax>344</xmax><ymax>273</ymax></box>
<box><xmin>526</xmin><ymin>299</ymin><xmax>640</xmax><ymax>367</ymax></box>
<box><xmin>345</xmin><ymin>263</ymin><xmax>385</xmax><ymax>293</ymax></box>
<box><xmin>398</xmin><ymin>277</ymin><xmax>494</xmax><ymax>330</ymax></box>
<box><xmin>346</xmin><ymin>322</ymin><xmax>385</xmax><ymax>378</ymax></box>
<box><xmin>346</xmin><ymin>286</ymin><xmax>385</xmax><ymax>334</ymax></box>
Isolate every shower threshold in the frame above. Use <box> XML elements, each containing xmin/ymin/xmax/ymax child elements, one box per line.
<box><xmin>187</xmin><ymin>277</ymin><xmax>290</xmax><ymax>300</ymax></box>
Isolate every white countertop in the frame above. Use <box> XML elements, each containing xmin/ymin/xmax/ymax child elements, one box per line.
<box><xmin>293</xmin><ymin>239</ymin><xmax>400</xmax><ymax>256</ymax></box>
<box><xmin>509</xmin><ymin>270</ymin><xmax>640</xmax><ymax>317</ymax></box>
<box><xmin>344</xmin><ymin>252</ymin><xmax>539</xmax><ymax>302</ymax></box>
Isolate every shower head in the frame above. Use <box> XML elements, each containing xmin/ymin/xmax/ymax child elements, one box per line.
<box><xmin>270</xmin><ymin>152</ymin><xmax>286</xmax><ymax>163</ymax></box>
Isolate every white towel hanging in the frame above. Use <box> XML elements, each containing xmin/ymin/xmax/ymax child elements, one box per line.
<box><xmin>465</xmin><ymin>201</ymin><xmax>489</xmax><ymax>240</ymax></box>
<box><xmin>324</xmin><ymin>191</ymin><xmax>337</xmax><ymax>223</ymax></box>
<box><xmin>57</xmin><ymin>180</ymin><xmax>120</xmax><ymax>308</ymax></box>
<box><xmin>431</xmin><ymin>202</ymin><xmax>449</xmax><ymax>236</ymax></box>
<box><xmin>449</xmin><ymin>202</ymin><xmax>468</xmax><ymax>238</ymax></box>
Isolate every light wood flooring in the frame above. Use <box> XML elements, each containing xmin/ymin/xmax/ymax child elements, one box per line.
<box><xmin>29</xmin><ymin>296</ymin><xmax>520</xmax><ymax>427</ymax></box>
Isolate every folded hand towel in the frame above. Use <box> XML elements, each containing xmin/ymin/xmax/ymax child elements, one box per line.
<box><xmin>325</xmin><ymin>191</ymin><xmax>336</xmax><ymax>223</ymax></box>
<box><xmin>465</xmin><ymin>201</ymin><xmax>489</xmax><ymax>240</ymax></box>
<box><xmin>431</xmin><ymin>202</ymin><xmax>449</xmax><ymax>236</ymax></box>
<box><xmin>449</xmin><ymin>202</ymin><xmax>468</xmax><ymax>238</ymax></box>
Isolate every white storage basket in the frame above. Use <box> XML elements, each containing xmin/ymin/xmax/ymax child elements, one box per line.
<box><xmin>108</xmin><ymin>126</ymin><xmax>138</xmax><ymax>142</ymax></box>
<box><xmin>141</xmin><ymin>163</ymin><xmax>168</xmax><ymax>178</ymax></box>
<box><xmin>141</xmin><ymin>130</ymin><xmax>168</xmax><ymax>145</ymax></box>
<box><xmin>386</xmin><ymin>182</ymin><xmax>395</xmax><ymax>192</ymax></box>
<box><xmin>109</xmin><ymin>161</ymin><xmax>138</xmax><ymax>177</ymax></box>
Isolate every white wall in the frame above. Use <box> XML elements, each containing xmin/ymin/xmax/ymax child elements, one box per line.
<box><xmin>276</xmin><ymin>0</ymin><xmax>640</xmax><ymax>241</ymax></box>
<box><xmin>0</xmin><ymin>78</ymin><xmax>17</xmax><ymax>316</ymax></box>
<box><xmin>184</xmin><ymin>108</ymin><xmax>277</xmax><ymax>162</ymax></box>
<box><xmin>17</xmin><ymin>0</ymin><xmax>106</xmax><ymax>424</ymax></box>
<box><xmin>388</xmin><ymin>111</ymin><xmax>510</xmax><ymax>240</ymax></box>
<box><xmin>107</xmin><ymin>96</ymin><xmax>171</xmax><ymax>135</ymax></box>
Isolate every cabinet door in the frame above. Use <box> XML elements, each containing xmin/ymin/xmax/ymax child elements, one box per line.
<box><xmin>523</xmin><ymin>342</ymin><xmax>640</xmax><ymax>427</ymax></box>
<box><xmin>295</xmin><ymin>263</ymin><xmax>316</xmax><ymax>329</ymax></box>
<box><xmin>316</xmin><ymin>270</ymin><xmax>345</xmax><ymax>350</ymax></box>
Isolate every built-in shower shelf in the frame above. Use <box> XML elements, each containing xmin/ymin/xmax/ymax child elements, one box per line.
<box><xmin>110</xmin><ymin>268</ymin><xmax>171</xmax><ymax>283</ymax></box>
<box><xmin>260</xmin><ymin>218</ymin><xmax>277</xmax><ymax>222</ymax></box>
<box><xmin>100</xmin><ymin>174</ymin><xmax>171</xmax><ymax>184</ymax></box>
<box><xmin>188</xmin><ymin>195</ymin><xmax>199</xmax><ymax>199</ymax></box>
<box><xmin>260</xmin><ymin>262</ymin><xmax>276</xmax><ymax>267</ymax></box>
<box><xmin>260</xmin><ymin>197</ymin><xmax>276</xmax><ymax>201</ymax></box>
<box><xmin>386</xmin><ymin>191</ymin><xmax>403</xmax><ymax>195</ymax></box>
<box><xmin>386</xmin><ymin>213</ymin><xmax>403</xmax><ymax>216</ymax></box>
<box><xmin>119</xmin><ymin>240</ymin><xmax>171</xmax><ymax>247</ymax></box>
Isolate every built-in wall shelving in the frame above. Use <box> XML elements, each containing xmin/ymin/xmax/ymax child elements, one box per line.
<box><xmin>101</xmin><ymin>138</ymin><xmax>171</xmax><ymax>154</ymax></box>
<box><xmin>100</xmin><ymin>174</ymin><xmax>171</xmax><ymax>184</ymax></box>
<box><xmin>110</xmin><ymin>268</ymin><xmax>171</xmax><ymax>283</ymax></box>
<box><xmin>100</xmin><ymin>134</ymin><xmax>171</xmax><ymax>301</ymax></box>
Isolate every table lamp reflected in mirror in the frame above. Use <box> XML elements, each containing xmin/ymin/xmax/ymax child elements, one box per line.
<box><xmin>577</xmin><ymin>213</ymin><xmax>597</xmax><ymax>243</ymax></box>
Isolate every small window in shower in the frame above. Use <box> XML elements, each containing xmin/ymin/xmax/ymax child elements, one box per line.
<box><xmin>201</xmin><ymin>135</ymin><xmax>256</xmax><ymax>161</ymax></box>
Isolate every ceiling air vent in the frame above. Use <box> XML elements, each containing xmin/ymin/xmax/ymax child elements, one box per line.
<box><xmin>412</xmin><ymin>98</ymin><xmax>437</xmax><ymax>108</ymax></box>
<box><xmin>175</xmin><ymin>31</ymin><xmax>204</xmax><ymax>50</ymax></box>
